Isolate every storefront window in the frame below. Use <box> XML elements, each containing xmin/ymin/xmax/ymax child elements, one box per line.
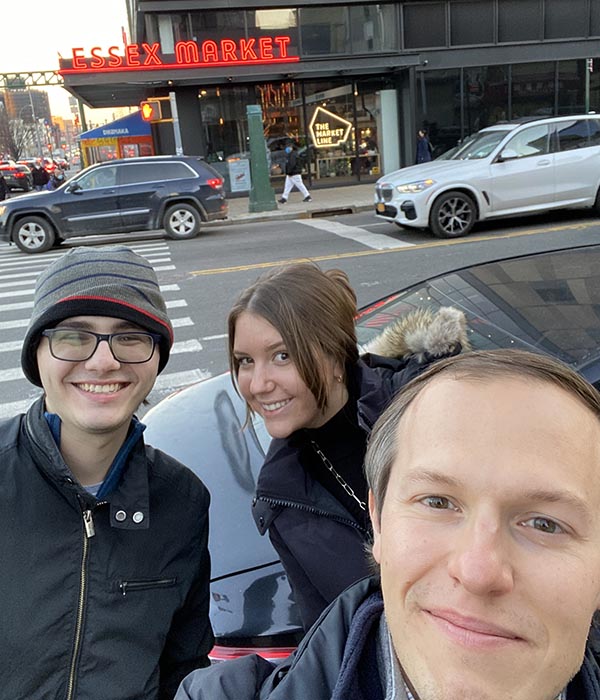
<box><xmin>450</xmin><ymin>1</ymin><xmax>494</xmax><ymax>46</ymax></box>
<box><xmin>545</xmin><ymin>0</ymin><xmax>588</xmax><ymax>39</ymax></box>
<box><xmin>558</xmin><ymin>60</ymin><xmax>585</xmax><ymax>115</ymax></box>
<box><xmin>403</xmin><ymin>3</ymin><xmax>446</xmax><ymax>49</ymax></box>
<box><xmin>498</xmin><ymin>0</ymin><xmax>541</xmax><ymax>42</ymax></box>
<box><xmin>464</xmin><ymin>65</ymin><xmax>509</xmax><ymax>132</ymax></box>
<box><xmin>349</xmin><ymin>5</ymin><xmax>398</xmax><ymax>54</ymax></box>
<box><xmin>300</xmin><ymin>7</ymin><xmax>349</xmax><ymax>55</ymax></box>
<box><xmin>591</xmin><ymin>60</ymin><xmax>600</xmax><ymax>113</ymax></box>
<box><xmin>593</xmin><ymin>1</ymin><xmax>600</xmax><ymax>36</ymax></box>
<box><xmin>511</xmin><ymin>62</ymin><xmax>555</xmax><ymax>119</ymax></box>
<box><xmin>417</xmin><ymin>69</ymin><xmax>462</xmax><ymax>156</ymax></box>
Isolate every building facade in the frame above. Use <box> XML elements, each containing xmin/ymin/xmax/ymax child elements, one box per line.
<box><xmin>61</xmin><ymin>0</ymin><xmax>600</xmax><ymax>192</ymax></box>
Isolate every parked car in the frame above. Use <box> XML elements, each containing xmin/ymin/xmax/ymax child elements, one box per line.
<box><xmin>142</xmin><ymin>243</ymin><xmax>600</xmax><ymax>662</ymax></box>
<box><xmin>375</xmin><ymin>114</ymin><xmax>600</xmax><ymax>238</ymax></box>
<box><xmin>0</xmin><ymin>155</ymin><xmax>228</xmax><ymax>253</ymax></box>
<box><xmin>0</xmin><ymin>161</ymin><xmax>33</xmax><ymax>192</ymax></box>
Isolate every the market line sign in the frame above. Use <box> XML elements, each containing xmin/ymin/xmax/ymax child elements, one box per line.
<box><xmin>60</xmin><ymin>37</ymin><xmax>299</xmax><ymax>74</ymax></box>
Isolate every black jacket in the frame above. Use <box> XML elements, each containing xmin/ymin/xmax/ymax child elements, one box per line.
<box><xmin>0</xmin><ymin>172</ymin><xmax>7</xmax><ymax>200</ymax></box>
<box><xmin>252</xmin><ymin>353</ymin><xmax>428</xmax><ymax>630</ymax></box>
<box><xmin>284</xmin><ymin>150</ymin><xmax>302</xmax><ymax>176</ymax></box>
<box><xmin>175</xmin><ymin>575</ymin><xmax>600</xmax><ymax>700</ymax></box>
<box><xmin>0</xmin><ymin>397</ymin><xmax>213</xmax><ymax>700</ymax></box>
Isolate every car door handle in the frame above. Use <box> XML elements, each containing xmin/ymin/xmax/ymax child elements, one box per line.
<box><xmin>537</xmin><ymin>159</ymin><xmax>551</xmax><ymax>166</ymax></box>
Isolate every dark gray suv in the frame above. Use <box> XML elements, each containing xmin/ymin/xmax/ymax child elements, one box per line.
<box><xmin>0</xmin><ymin>155</ymin><xmax>228</xmax><ymax>253</ymax></box>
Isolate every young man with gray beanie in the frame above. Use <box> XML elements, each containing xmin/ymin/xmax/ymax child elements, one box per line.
<box><xmin>0</xmin><ymin>245</ymin><xmax>213</xmax><ymax>699</ymax></box>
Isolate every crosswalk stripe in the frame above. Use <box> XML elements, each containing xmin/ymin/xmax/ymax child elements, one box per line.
<box><xmin>172</xmin><ymin>317</ymin><xmax>194</xmax><ymax>328</ymax></box>
<box><xmin>296</xmin><ymin>218</ymin><xmax>415</xmax><ymax>250</ymax></box>
<box><xmin>0</xmin><ymin>286</ymin><xmax>35</xmax><ymax>297</ymax></box>
<box><xmin>166</xmin><ymin>299</ymin><xmax>188</xmax><ymax>309</ymax></box>
<box><xmin>0</xmin><ymin>271</ymin><xmax>39</xmax><ymax>281</ymax></box>
<box><xmin>0</xmin><ymin>367</ymin><xmax>24</xmax><ymax>382</ymax></box>
<box><xmin>152</xmin><ymin>368</ymin><xmax>211</xmax><ymax>391</ymax></box>
<box><xmin>0</xmin><ymin>340</ymin><xmax>22</xmax><ymax>353</ymax></box>
<box><xmin>0</xmin><ymin>318</ymin><xmax>29</xmax><ymax>330</ymax></box>
<box><xmin>171</xmin><ymin>339</ymin><xmax>203</xmax><ymax>353</ymax></box>
<box><xmin>0</xmin><ymin>398</ymin><xmax>40</xmax><ymax>421</ymax></box>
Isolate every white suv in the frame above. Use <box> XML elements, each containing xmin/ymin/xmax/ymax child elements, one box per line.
<box><xmin>375</xmin><ymin>115</ymin><xmax>600</xmax><ymax>238</ymax></box>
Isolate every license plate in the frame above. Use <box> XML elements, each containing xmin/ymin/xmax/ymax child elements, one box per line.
<box><xmin>376</xmin><ymin>202</ymin><xmax>386</xmax><ymax>213</ymax></box>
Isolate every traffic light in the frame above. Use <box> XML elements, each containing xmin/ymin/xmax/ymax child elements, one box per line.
<box><xmin>140</xmin><ymin>100</ymin><xmax>162</xmax><ymax>122</ymax></box>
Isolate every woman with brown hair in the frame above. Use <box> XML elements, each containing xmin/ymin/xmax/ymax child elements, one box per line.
<box><xmin>228</xmin><ymin>262</ymin><xmax>468</xmax><ymax>630</ymax></box>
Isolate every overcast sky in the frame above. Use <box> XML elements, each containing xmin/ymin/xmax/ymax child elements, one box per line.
<box><xmin>0</xmin><ymin>0</ymin><xmax>130</xmax><ymax>119</ymax></box>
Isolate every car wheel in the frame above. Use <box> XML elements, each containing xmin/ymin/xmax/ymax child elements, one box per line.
<box><xmin>163</xmin><ymin>203</ymin><xmax>202</xmax><ymax>240</ymax></box>
<box><xmin>594</xmin><ymin>187</ymin><xmax>600</xmax><ymax>214</ymax></box>
<box><xmin>13</xmin><ymin>216</ymin><xmax>55</xmax><ymax>253</ymax></box>
<box><xmin>429</xmin><ymin>191</ymin><xmax>476</xmax><ymax>238</ymax></box>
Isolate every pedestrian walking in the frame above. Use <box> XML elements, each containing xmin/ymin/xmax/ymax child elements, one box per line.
<box><xmin>0</xmin><ymin>170</ymin><xmax>7</xmax><ymax>200</ymax></box>
<box><xmin>1</xmin><ymin>246</ymin><xmax>213</xmax><ymax>700</ymax></box>
<box><xmin>279</xmin><ymin>142</ymin><xmax>311</xmax><ymax>203</ymax></box>
<box><xmin>31</xmin><ymin>161</ymin><xmax>50</xmax><ymax>190</ymax></box>
<box><xmin>416</xmin><ymin>128</ymin><xmax>433</xmax><ymax>163</ymax></box>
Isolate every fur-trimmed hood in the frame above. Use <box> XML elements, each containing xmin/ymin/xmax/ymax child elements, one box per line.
<box><xmin>362</xmin><ymin>306</ymin><xmax>470</xmax><ymax>361</ymax></box>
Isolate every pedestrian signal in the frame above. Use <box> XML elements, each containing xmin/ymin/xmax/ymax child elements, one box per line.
<box><xmin>140</xmin><ymin>100</ymin><xmax>162</xmax><ymax>122</ymax></box>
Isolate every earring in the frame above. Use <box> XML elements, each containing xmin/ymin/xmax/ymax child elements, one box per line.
<box><xmin>334</xmin><ymin>375</ymin><xmax>343</xmax><ymax>383</ymax></box>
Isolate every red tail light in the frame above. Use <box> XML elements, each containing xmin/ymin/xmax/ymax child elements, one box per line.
<box><xmin>209</xmin><ymin>644</ymin><xmax>295</xmax><ymax>663</ymax></box>
<box><xmin>206</xmin><ymin>177</ymin><xmax>223</xmax><ymax>190</ymax></box>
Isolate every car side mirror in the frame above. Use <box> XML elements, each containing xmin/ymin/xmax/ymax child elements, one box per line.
<box><xmin>498</xmin><ymin>148</ymin><xmax>519</xmax><ymax>162</ymax></box>
<box><xmin>67</xmin><ymin>182</ymin><xmax>82</xmax><ymax>193</ymax></box>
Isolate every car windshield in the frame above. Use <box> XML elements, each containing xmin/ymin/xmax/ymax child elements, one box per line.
<box><xmin>447</xmin><ymin>129</ymin><xmax>512</xmax><ymax>160</ymax></box>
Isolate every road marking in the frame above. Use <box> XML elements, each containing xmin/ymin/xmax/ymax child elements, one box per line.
<box><xmin>153</xmin><ymin>368</ymin><xmax>211</xmax><ymax>391</ymax></box>
<box><xmin>0</xmin><ymin>340</ymin><xmax>22</xmax><ymax>353</ymax></box>
<box><xmin>160</xmin><ymin>284</ymin><xmax>181</xmax><ymax>292</ymax></box>
<box><xmin>0</xmin><ymin>367</ymin><xmax>24</xmax><ymax>383</ymax></box>
<box><xmin>166</xmin><ymin>299</ymin><xmax>188</xmax><ymax>309</ymax></box>
<box><xmin>0</xmin><ymin>270</ymin><xmax>39</xmax><ymax>281</ymax></box>
<box><xmin>0</xmin><ymin>299</ymin><xmax>33</xmax><ymax>312</ymax></box>
<box><xmin>296</xmin><ymin>218</ymin><xmax>413</xmax><ymax>250</ymax></box>
<box><xmin>201</xmin><ymin>333</ymin><xmax>227</xmax><ymax>341</ymax></box>
<box><xmin>171</xmin><ymin>339</ymin><xmax>203</xmax><ymax>353</ymax></box>
<box><xmin>0</xmin><ymin>286</ymin><xmax>34</xmax><ymax>298</ymax></box>
<box><xmin>172</xmin><ymin>317</ymin><xmax>194</xmax><ymax>328</ymax></box>
<box><xmin>0</xmin><ymin>318</ymin><xmax>29</xmax><ymax>330</ymax></box>
<box><xmin>154</xmin><ymin>264</ymin><xmax>176</xmax><ymax>271</ymax></box>
<box><xmin>0</xmin><ymin>398</ymin><xmax>39</xmax><ymax>420</ymax></box>
<box><xmin>190</xmin><ymin>219</ymin><xmax>600</xmax><ymax>276</ymax></box>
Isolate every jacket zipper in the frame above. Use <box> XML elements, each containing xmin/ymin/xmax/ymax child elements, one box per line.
<box><xmin>65</xmin><ymin>508</ymin><xmax>95</xmax><ymax>700</ymax></box>
<box><xmin>119</xmin><ymin>578</ymin><xmax>177</xmax><ymax>596</ymax></box>
<box><xmin>258</xmin><ymin>495</ymin><xmax>368</xmax><ymax>534</ymax></box>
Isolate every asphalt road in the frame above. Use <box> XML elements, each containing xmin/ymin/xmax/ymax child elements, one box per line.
<box><xmin>2</xmin><ymin>207</ymin><xmax>600</xmax><ymax>418</ymax></box>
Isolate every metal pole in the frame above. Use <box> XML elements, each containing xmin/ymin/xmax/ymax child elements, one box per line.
<box><xmin>169</xmin><ymin>92</ymin><xmax>184</xmax><ymax>155</ymax></box>
<box><xmin>585</xmin><ymin>58</ymin><xmax>592</xmax><ymax>113</ymax></box>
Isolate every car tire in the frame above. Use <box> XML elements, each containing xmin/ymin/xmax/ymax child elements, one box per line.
<box><xmin>594</xmin><ymin>187</ymin><xmax>600</xmax><ymax>214</ymax></box>
<box><xmin>163</xmin><ymin>203</ymin><xmax>202</xmax><ymax>240</ymax></box>
<box><xmin>429</xmin><ymin>191</ymin><xmax>476</xmax><ymax>238</ymax></box>
<box><xmin>13</xmin><ymin>216</ymin><xmax>55</xmax><ymax>253</ymax></box>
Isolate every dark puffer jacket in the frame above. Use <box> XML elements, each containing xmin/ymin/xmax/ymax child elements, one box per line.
<box><xmin>175</xmin><ymin>576</ymin><xmax>600</xmax><ymax>700</ymax></box>
<box><xmin>0</xmin><ymin>397</ymin><xmax>213</xmax><ymax>700</ymax></box>
<box><xmin>252</xmin><ymin>307</ymin><xmax>469</xmax><ymax>630</ymax></box>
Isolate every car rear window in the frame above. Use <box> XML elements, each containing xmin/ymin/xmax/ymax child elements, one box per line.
<box><xmin>119</xmin><ymin>162</ymin><xmax>196</xmax><ymax>185</ymax></box>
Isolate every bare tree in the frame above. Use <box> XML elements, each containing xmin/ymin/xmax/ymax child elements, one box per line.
<box><xmin>0</xmin><ymin>107</ymin><xmax>37</xmax><ymax>160</ymax></box>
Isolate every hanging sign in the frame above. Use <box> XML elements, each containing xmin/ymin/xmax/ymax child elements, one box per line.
<box><xmin>60</xmin><ymin>37</ymin><xmax>299</xmax><ymax>74</ymax></box>
<box><xmin>308</xmin><ymin>107</ymin><xmax>352</xmax><ymax>149</ymax></box>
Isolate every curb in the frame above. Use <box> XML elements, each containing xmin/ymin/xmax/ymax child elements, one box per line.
<box><xmin>205</xmin><ymin>202</ymin><xmax>374</xmax><ymax>227</ymax></box>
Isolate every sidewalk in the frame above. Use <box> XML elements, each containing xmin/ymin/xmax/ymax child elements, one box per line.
<box><xmin>207</xmin><ymin>182</ymin><xmax>376</xmax><ymax>227</ymax></box>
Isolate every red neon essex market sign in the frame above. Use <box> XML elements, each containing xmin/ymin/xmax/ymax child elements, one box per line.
<box><xmin>59</xmin><ymin>37</ymin><xmax>299</xmax><ymax>74</ymax></box>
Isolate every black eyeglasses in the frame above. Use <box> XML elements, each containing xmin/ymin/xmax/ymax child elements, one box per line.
<box><xmin>41</xmin><ymin>329</ymin><xmax>162</xmax><ymax>364</ymax></box>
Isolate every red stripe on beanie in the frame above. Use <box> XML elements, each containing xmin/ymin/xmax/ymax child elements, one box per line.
<box><xmin>58</xmin><ymin>295</ymin><xmax>174</xmax><ymax>343</ymax></box>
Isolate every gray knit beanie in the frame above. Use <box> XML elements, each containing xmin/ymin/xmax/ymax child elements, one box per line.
<box><xmin>22</xmin><ymin>245</ymin><xmax>174</xmax><ymax>387</ymax></box>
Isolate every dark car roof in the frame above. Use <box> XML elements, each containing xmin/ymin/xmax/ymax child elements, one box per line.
<box><xmin>356</xmin><ymin>244</ymin><xmax>600</xmax><ymax>386</ymax></box>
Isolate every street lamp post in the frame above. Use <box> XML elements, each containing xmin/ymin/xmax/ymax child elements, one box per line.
<box><xmin>27</xmin><ymin>89</ymin><xmax>44</xmax><ymax>157</ymax></box>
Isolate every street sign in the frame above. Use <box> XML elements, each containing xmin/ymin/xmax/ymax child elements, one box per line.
<box><xmin>6</xmin><ymin>77</ymin><xmax>27</xmax><ymax>89</ymax></box>
<box><xmin>140</xmin><ymin>100</ymin><xmax>162</xmax><ymax>122</ymax></box>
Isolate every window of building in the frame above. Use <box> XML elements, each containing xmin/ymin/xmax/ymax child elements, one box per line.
<box><xmin>417</xmin><ymin>69</ymin><xmax>462</xmax><ymax>155</ymax></box>
<box><xmin>450</xmin><ymin>0</ymin><xmax>494</xmax><ymax>46</ymax></box>
<box><xmin>300</xmin><ymin>7</ymin><xmax>349</xmax><ymax>55</ymax></box>
<box><xmin>464</xmin><ymin>65</ymin><xmax>509</xmax><ymax>133</ymax></box>
<box><xmin>248</xmin><ymin>9</ymin><xmax>299</xmax><ymax>56</ymax></box>
<box><xmin>545</xmin><ymin>0</ymin><xmax>588</xmax><ymax>39</ymax></box>
<box><xmin>349</xmin><ymin>5</ymin><xmax>398</xmax><ymax>54</ymax></box>
<box><xmin>190</xmin><ymin>11</ymin><xmax>246</xmax><ymax>44</ymax></box>
<box><xmin>511</xmin><ymin>62</ymin><xmax>555</xmax><ymax>119</ymax></box>
<box><xmin>592</xmin><ymin>0</ymin><xmax>600</xmax><ymax>36</ymax></box>
<box><xmin>403</xmin><ymin>3</ymin><xmax>446</xmax><ymax>49</ymax></box>
<box><xmin>558</xmin><ymin>60</ymin><xmax>585</xmax><ymax>115</ymax></box>
<box><xmin>498</xmin><ymin>0</ymin><xmax>542</xmax><ymax>42</ymax></box>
